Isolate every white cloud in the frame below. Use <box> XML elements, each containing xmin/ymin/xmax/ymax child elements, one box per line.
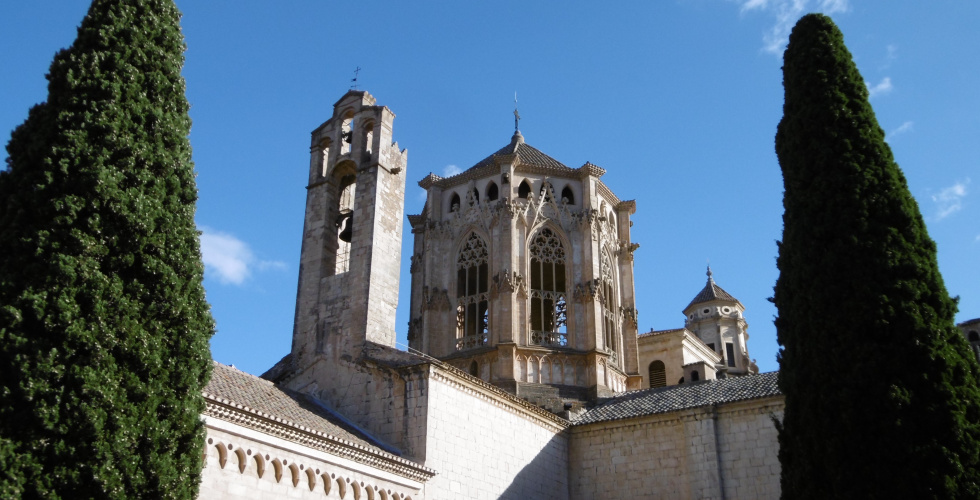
<box><xmin>867</xmin><ymin>77</ymin><xmax>892</xmax><ymax>98</ymax></box>
<box><xmin>443</xmin><ymin>164</ymin><xmax>461</xmax><ymax>177</ymax></box>
<box><xmin>886</xmin><ymin>121</ymin><xmax>914</xmax><ymax>140</ymax></box>
<box><xmin>931</xmin><ymin>179</ymin><xmax>970</xmax><ymax>221</ymax></box>
<box><xmin>735</xmin><ymin>0</ymin><xmax>850</xmax><ymax>54</ymax></box>
<box><xmin>881</xmin><ymin>44</ymin><xmax>898</xmax><ymax>69</ymax></box>
<box><xmin>199</xmin><ymin>226</ymin><xmax>286</xmax><ymax>285</ymax></box>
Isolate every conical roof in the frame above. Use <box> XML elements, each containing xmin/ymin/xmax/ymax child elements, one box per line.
<box><xmin>467</xmin><ymin>131</ymin><xmax>571</xmax><ymax>172</ymax></box>
<box><xmin>685</xmin><ymin>267</ymin><xmax>740</xmax><ymax>310</ymax></box>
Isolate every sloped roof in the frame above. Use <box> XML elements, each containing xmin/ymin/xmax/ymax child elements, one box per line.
<box><xmin>573</xmin><ymin>371</ymin><xmax>781</xmax><ymax>425</ymax></box>
<box><xmin>467</xmin><ymin>131</ymin><xmax>571</xmax><ymax>172</ymax></box>
<box><xmin>685</xmin><ymin>267</ymin><xmax>741</xmax><ymax>310</ymax></box>
<box><xmin>205</xmin><ymin>362</ymin><xmax>390</xmax><ymax>452</ymax></box>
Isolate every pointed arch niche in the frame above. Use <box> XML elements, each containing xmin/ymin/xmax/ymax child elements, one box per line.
<box><xmin>455</xmin><ymin>232</ymin><xmax>490</xmax><ymax>351</ymax></box>
<box><xmin>528</xmin><ymin>227</ymin><xmax>568</xmax><ymax>347</ymax></box>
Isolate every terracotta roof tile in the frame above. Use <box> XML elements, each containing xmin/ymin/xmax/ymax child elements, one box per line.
<box><xmin>205</xmin><ymin>362</ymin><xmax>394</xmax><ymax>453</ymax></box>
<box><xmin>573</xmin><ymin>372</ymin><xmax>781</xmax><ymax>425</ymax></box>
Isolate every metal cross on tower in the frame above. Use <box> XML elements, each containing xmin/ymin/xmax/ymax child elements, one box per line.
<box><xmin>350</xmin><ymin>66</ymin><xmax>361</xmax><ymax>90</ymax></box>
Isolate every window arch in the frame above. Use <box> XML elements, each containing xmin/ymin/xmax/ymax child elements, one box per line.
<box><xmin>341</xmin><ymin>112</ymin><xmax>354</xmax><ymax>155</ymax></box>
<box><xmin>316</xmin><ymin>138</ymin><xmax>331</xmax><ymax>178</ymax></box>
<box><xmin>486</xmin><ymin>181</ymin><xmax>499</xmax><ymax>201</ymax></box>
<box><xmin>561</xmin><ymin>186</ymin><xmax>574</xmax><ymax>204</ymax></box>
<box><xmin>330</xmin><ymin>161</ymin><xmax>357</xmax><ymax>275</ymax></box>
<box><xmin>600</xmin><ymin>249</ymin><xmax>619</xmax><ymax>363</ymax></box>
<box><xmin>362</xmin><ymin>121</ymin><xmax>374</xmax><ymax>156</ymax></box>
<box><xmin>649</xmin><ymin>360</ymin><xmax>666</xmax><ymax>388</ymax></box>
<box><xmin>529</xmin><ymin>228</ymin><xmax>568</xmax><ymax>346</ymax></box>
<box><xmin>449</xmin><ymin>193</ymin><xmax>461</xmax><ymax>212</ymax></box>
<box><xmin>969</xmin><ymin>330</ymin><xmax>979</xmax><ymax>342</ymax></box>
<box><xmin>456</xmin><ymin>233</ymin><xmax>489</xmax><ymax>350</ymax></box>
<box><xmin>518</xmin><ymin>180</ymin><xmax>531</xmax><ymax>199</ymax></box>
<box><xmin>691</xmin><ymin>370</ymin><xmax>700</xmax><ymax>382</ymax></box>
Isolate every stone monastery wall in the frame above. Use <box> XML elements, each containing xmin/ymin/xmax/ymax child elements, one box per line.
<box><xmin>421</xmin><ymin>369</ymin><xmax>569</xmax><ymax>500</ymax></box>
<box><xmin>569</xmin><ymin>397</ymin><xmax>783</xmax><ymax>500</ymax></box>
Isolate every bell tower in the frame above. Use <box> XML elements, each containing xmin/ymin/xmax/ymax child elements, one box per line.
<box><xmin>290</xmin><ymin>90</ymin><xmax>407</xmax><ymax>372</ymax></box>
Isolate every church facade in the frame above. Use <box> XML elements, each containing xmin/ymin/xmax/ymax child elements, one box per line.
<box><xmin>197</xmin><ymin>91</ymin><xmax>785</xmax><ymax>499</ymax></box>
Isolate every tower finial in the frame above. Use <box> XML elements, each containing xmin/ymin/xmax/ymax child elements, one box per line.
<box><xmin>350</xmin><ymin>66</ymin><xmax>361</xmax><ymax>90</ymax></box>
<box><xmin>513</xmin><ymin>92</ymin><xmax>521</xmax><ymax>133</ymax></box>
<box><xmin>707</xmin><ymin>264</ymin><xmax>714</xmax><ymax>283</ymax></box>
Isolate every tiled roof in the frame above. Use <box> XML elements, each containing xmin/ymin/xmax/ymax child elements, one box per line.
<box><xmin>205</xmin><ymin>362</ymin><xmax>391</xmax><ymax>453</ymax></box>
<box><xmin>573</xmin><ymin>372</ymin><xmax>781</xmax><ymax>425</ymax></box>
<box><xmin>685</xmin><ymin>268</ymin><xmax>740</xmax><ymax>310</ymax></box>
<box><xmin>468</xmin><ymin>132</ymin><xmax>570</xmax><ymax>172</ymax></box>
<box><xmin>639</xmin><ymin>328</ymin><xmax>685</xmax><ymax>338</ymax></box>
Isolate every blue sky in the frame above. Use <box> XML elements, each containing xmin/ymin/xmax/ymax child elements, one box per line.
<box><xmin>3</xmin><ymin>1</ymin><xmax>978</xmax><ymax>376</ymax></box>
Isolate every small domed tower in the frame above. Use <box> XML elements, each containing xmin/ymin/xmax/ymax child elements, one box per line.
<box><xmin>683</xmin><ymin>267</ymin><xmax>757</xmax><ymax>377</ymax></box>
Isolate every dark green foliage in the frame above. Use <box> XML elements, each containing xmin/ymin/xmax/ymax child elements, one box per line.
<box><xmin>774</xmin><ymin>13</ymin><xmax>980</xmax><ymax>499</ymax></box>
<box><xmin>0</xmin><ymin>1</ymin><xmax>214</xmax><ymax>498</ymax></box>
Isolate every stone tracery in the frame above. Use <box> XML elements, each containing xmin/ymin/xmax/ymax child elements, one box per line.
<box><xmin>529</xmin><ymin>227</ymin><xmax>568</xmax><ymax>347</ymax></box>
<box><xmin>456</xmin><ymin>232</ymin><xmax>490</xmax><ymax>350</ymax></box>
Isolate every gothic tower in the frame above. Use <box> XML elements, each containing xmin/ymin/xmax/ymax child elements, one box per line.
<box><xmin>289</xmin><ymin>90</ymin><xmax>407</xmax><ymax>373</ymax></box>
<box><xmin>407</xmin><ymin>128</ymin><xmax>642</xmax><ymax>400</ymax></box>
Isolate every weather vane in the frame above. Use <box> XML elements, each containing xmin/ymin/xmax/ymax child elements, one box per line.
<box><xmin>350</xmin><ymin>66</ymin><xmax>361</xmax><ymax>90</ymax></box>
<box><xmin>513</xmin><ymin>92</ymin><xmax>521</xmax><ymax>133</ymax></box>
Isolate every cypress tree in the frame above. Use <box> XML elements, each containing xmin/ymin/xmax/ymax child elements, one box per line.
<box><xmin>0</xmin><ymin>1</ymin><xmax>214</xmax><ymax>498</ymax></box>
<box><xmin>774</xmin><ymin>13</ymin><xmax>980</xmax><ymax>499</ymax></box>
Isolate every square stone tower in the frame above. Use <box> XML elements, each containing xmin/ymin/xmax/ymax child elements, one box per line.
<box><xmin>289</xmin><ymin>90</ymin><xmax>407</xmax><ymax>374</ymax></box>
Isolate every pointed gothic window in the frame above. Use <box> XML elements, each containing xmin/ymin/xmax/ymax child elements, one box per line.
<box><xmin>518</xmin><ymin>180</ymin><xmax>531</xmax><ymax>199</ymax></box>
<box><xmin>648</xmin><ymin>360</ymin><xmax>666</xmax><ymax>388</ymax></box>
<box><xmin>601</xmin><ymin>250</ymin><xmax>619</xmax><ymax>364</ymax></box>
<box><xmin>456</xmin><ymin>233</ymin><xmax>489</xmax><ymax>350</ymax></box>
<box><xmin>450</xmin><ymin>193</ymin><xmax>461</xmax><ymax>212</ymax></box>
<box><xmin>529</xmin><ymin>228</ymin><xmax>568</xmax><ymax>347</ymax></box>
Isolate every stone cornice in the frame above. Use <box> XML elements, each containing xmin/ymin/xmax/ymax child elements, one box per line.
<box><xmin>596</xmin><ymin>181</ymin><xmax>621</xmax><ymax>206</ymax></box>
<box><xmin>616</xmin><ymin>200</ymin><xmax>636</xmax><ymax>214</ymax></box>
<box><xmin>202</xmin><ymin>394</ymin><xmax>436</xmax><ymax>483</ymax></box>
<box><xmin>416</xmin><ymin>159</ymin><xmax>610</xmax><ymax>192</ymax></box>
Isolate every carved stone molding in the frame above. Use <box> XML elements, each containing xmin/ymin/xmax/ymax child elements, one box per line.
<box><xmin>421</xmin><ymin>286</ymin><xmax>450</xmax><ymax>311</ymax></box>
<box><xmin>573</xmin><ymin>279</ymin><xmax>602</xmax><ymax>303</ymax></box>
<box><xmin>409</xmin><ymin>252</ymin><xmax>423</xmax><ymax>273</ymax></box>
<box><xmin>618</xmin><ymin>241</ymin><xmax>640</xmax><ymax>261</ymax></box>
<box><xmin>620</xmin><ymin>306</ymin><xmax>639</xmax><ymax>328</ymax></box>
<box><xmin>491</xmin><ymin>269</ymin><xmax>528</xmax><ymax>299</ymax></box>
<box><xmin>407</xmin><ymin>316</ymin><xmax>423</xmax><ymax>342</ymax></box>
